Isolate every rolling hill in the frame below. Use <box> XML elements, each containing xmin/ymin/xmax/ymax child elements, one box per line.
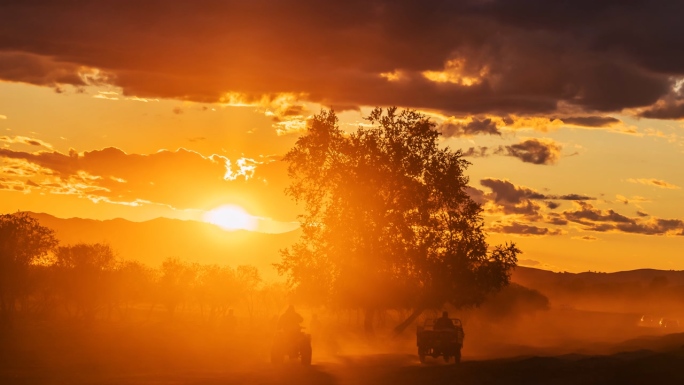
<box><xmin>26</xmin><ymin>212</ymin><xmax>300</xmax><ymax>281</ymax></box>
<box><xmin>21</xmin><ymin>212</ymin><xmax>684</xmax><ymax>291</ymax></box>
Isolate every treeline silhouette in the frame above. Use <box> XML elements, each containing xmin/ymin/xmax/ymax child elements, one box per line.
<box><xmin>0</xmin><ymin>213</ymin><xmax>294</xmax><ymax>330</ymax></box>
<box><xmin>14</xmin><ymin>245</ymin><xmax>288</xmax><ymax>324</ymax></box>
<box><xmin>0</xmin><ymin>212</ymin><xmax>547</xmax><ymax>335</ymax></box>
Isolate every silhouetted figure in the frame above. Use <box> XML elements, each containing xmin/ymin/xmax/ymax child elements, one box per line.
<box><xmin>434</xmin><ymin>311</ymin><xmax>455</xmax><ymax>330</ymax></box>
<box><xmin>278</xmin><ymin>305</ymin><xmax>304</xmax><ymax>333</ymax></box>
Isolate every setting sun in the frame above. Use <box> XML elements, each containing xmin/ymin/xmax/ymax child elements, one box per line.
<box><xmin>204</xmin><ymin>205</ymin><xmax>258</xmax><ymax>231</ymax></box>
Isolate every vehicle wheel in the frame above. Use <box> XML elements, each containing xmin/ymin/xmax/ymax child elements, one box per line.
<box><xmin>301</xmin><ymin>342</ymin><xmax>312</xmax><ymax>365</ymax></box>
<box><xmin>443</xmin><ymin>354</ymin><xmax>451</xmax><ymax>363</ymax></box>
<box><xmin>418</xmin><ymin>347</ymin><xmax>426</xmax><ymax>363</ymax></box>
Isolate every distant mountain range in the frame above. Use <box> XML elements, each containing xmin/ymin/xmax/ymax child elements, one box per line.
<box><xmin>23</xmin><ymin>212</ymin><xmax>684</xmax><ymax>289</ymax></box>
<box><xmin>512</xmin><ymin>265</ymin><xmax>684</xmax><ymax>288</ymax></box>
<box><xmin>26</xmin><ymin>212</ymin><xmax>299</xmax><ymax>281</ymax></box>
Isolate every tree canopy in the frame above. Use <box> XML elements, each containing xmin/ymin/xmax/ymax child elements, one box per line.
<box><xmin>276</xmin><ymin>108</ymin><xmax>519</xmax><ymax>334</ymax></box>
<box><xmin>0</xmin><ymin>212</ymin><xmax>58</xmax><ymax>324</ymax></box>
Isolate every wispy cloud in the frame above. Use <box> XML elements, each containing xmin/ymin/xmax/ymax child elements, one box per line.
<box><xmin>0</xmin><ymin>136</ymin><xmax>53</xmax><ymax>148</ymax></box>
<box><xmin>627</xmin><ymin>178</ymin><xmax>680</xmax><ymax>189</ymax></box>
<box><xmin>489</xmin><ymin>221</ymin><xmax>564</xmax><ymax>236</ymax></box>
<box><xmin>0</xmin><ymin>147</ymin><xmax>294</xmax><ymax>221</ymax></box>
<box><xmin>571</xmin><ymin>235</ymin><xmax>599</xmax><ymax>241</ymax></box>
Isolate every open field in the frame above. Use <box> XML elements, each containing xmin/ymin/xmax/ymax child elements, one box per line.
<box><xmin>2</xmin><ymin>306</ymin><xmax>684</xmax><ymax>385</ymax></box>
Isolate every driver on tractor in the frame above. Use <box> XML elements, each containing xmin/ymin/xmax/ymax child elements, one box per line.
<box><xmin>434</xmin><ymin>311</ymin><xmax>456</xmax><ymax>330</ymax></box>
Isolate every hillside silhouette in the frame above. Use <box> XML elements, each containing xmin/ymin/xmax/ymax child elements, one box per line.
<box><xmin>513</xmin><ymin>267</ymin><xmax>684</xmax><ymax>287</ymax></box>
<box><xmin>24</xmin><ymin>212</ymin><xmax>684</xmax><ymax>292</ymax></box>
<box><xmin>26</xmin><ymin>212</ymin><xmax>299</xmax><ymax>281</ymax></box>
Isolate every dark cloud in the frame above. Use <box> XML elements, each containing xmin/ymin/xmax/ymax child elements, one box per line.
<box><xmin>0</xmin><ymin>1</ymin><xmax>682</xmax><ymax>117</ymax></box>
<box><xmin>545</xmin><ymin>213</ymin><xmax>568</xmax><ymax>226</ymax></box>
<box><xmin>462</xmin><ymin>146</ymin><xmax>490</xmax><ymax>158</ymax></box>
<box><xmin>480</xmin><ymin>179</ymin><xmax>594</xmax><ymax>203</ymax></box>
<box><xmin>465</xmin><ymin>186</ymin><xmax>487</xmax><ymax>205</ymax></box>
<box><xmin>636</xmin><ymin>211</ymin><xmax>649</xmax><ymax>217</ymax></box>
<box><xmin>479</xmin><ymin>179</ymin><xmax>568</xmax><ymax>222</ymax></box>
<box><xmin>479</xmin><ymin>179</ymin><xmax>596</xmax><ymax>222</ymax></box>
<box><xmin>588</xmin><ymin>223</ymin><xmax>618</xmax><ymax>232</ymax></box>
<box><xmin>489</xmin><ymin>221</ymin><xmax>563</xmax><ymax>236</ymax></box>
<box><xmin>330</xmin><ymin>105</ymin><xmax>361</xmax><ymax>113</ymax></box>
<box><xmin>561</xmin><ymin>116</ymin><xmax>621</xmax><ymax>127</ymax></box>
<box><xmin>281</xmin><ymin>105</ymin><xmax>307</xmax><ymax>117</ymax></box>
<box><xmin>481</xmin><ymin>179</ymin><xmax>544</xmax><ymax>204</ymax></box>
<box><xmin>0</xmin><ymin>52</ymin><xmax>87</xmax><ymax>87</ymax></box>
<box><xmin>462</xmin><ymin>138</ymin><xmax>565</xmax><ymax>166</ymax></box>
<box><xmin>639</xmin><ymin>101</ymin><xmax>684</xmax><ymax>120</ymax></box>
<box><xmin>559</xmin><ymin>202</ymin><xmax>684</xmax><ymax>235</ymax></box>
<box><xmin>564</xmin><ymin>201</ymin><xmax>634</xmax><ymax>224</ymax></box>
<box><xmin>479</xmin><ymin>179</ymin><xmax>546</xmax><ymax>219</ymax></box>
<box><xmin>441</xmin><ymin>118</ymin><xmax>500</xmax><ymax>137</ymax></box>
<box><xmin>614</xmin><ymin>219</ymin><xmax>684</xmax><ymax>236</ymax></box>
<box><xmin>500</xmin><ymin>139</ymin><xmax>561</xmax><ymax>165</ymax></box>
<box><xmin>557</xmin><ymin>194</ymin><xmax>594</xmax><ymax>201</ymax></box>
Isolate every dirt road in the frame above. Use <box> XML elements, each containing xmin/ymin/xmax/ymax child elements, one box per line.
<box><xmin>47</xmin><ymin>348</ymin><xmax>678</xmax><ymax>385</ymax></box>
<box><xmin>4</xmin><ymin>345</ymin><xmax>684</xmax><ymax>385</ymax></box>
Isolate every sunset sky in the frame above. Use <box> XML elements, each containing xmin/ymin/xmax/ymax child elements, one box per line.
<box><xmin>1</xmin><ymin>1</ymin><xmax>683</xmax><ymax>272</ymax></box>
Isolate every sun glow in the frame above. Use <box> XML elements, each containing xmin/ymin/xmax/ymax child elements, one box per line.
<box><xmin>204</xmin><ymin>205</ymin><xmax>258</xmax><ymax>231</ymax></box>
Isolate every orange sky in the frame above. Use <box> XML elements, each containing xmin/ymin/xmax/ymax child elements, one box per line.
<box><xmin>1</xmin><ymin>1</ymin><xmax>684</xmax><ymax>272</ymax></box>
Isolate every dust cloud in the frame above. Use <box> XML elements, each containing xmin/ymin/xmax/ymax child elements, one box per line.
<box><xmin>2</xmin><ymin>258</ymin><xmax>684</xmax><ymax>384</ymax></box>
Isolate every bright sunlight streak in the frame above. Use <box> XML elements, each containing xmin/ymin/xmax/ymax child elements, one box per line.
<box><xmin>203</xmin><ymin>205</ymin><xmax>258</xmax><ymax>231</ymax></box>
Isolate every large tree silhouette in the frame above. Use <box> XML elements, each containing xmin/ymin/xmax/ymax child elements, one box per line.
<box><xmin>277</xmin><ymin>108</ymin><xmax>519</xmax><ymax>334</ymax></box>
<box><xmin>0</xmin><ymin>212</ymin><xmax>58</xmax><ymax>326</ymax></box>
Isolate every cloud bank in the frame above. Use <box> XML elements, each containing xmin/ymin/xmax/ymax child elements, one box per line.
<box><xmin>1</xmin><ymin>1</ymin><xmax>683</xmax><ymax>119</ymax></box>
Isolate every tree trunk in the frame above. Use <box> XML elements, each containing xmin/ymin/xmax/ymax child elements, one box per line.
<box><xmin>393</xmin><ymin>307</ymin><xmax>424</xmax><ymax>336</ymax></box>
<box><xmin>364</xmin><ymin>308</ymin><xmax>375</xmax><ymax>336</ymax></box>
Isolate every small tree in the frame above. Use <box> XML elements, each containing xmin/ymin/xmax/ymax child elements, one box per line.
<box><xmin>53</xmin><ymin>243</ymin><xmax>117</xmax><ymax>318</ymax></box>
<box><xmin>236</xmin><ymin>265</ymin><xmax>262</xmax><ymax>321</ymax></box>
<box><xmin>0</xmin><ymin>212</ymin><xmax>58</xmax><ymax>325</ymax></box>
<box><xmin>114</xmin><ymin>260</ymin><xmax>156</xmax><ymax>318</ymax></box>
<box><xmin>195</xmin><ymin>264</ymin><xmax>240</xmax><ymax>317</ymax></box>
<box><xmin>277</xmin><ymin>108</ymin><xmax>519</xmax><ymax>335</ymax></box>
<box><xmin>158</xmin><ymin>257</ymin><xmax>198</xmax><ymax>317</ymax></box>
